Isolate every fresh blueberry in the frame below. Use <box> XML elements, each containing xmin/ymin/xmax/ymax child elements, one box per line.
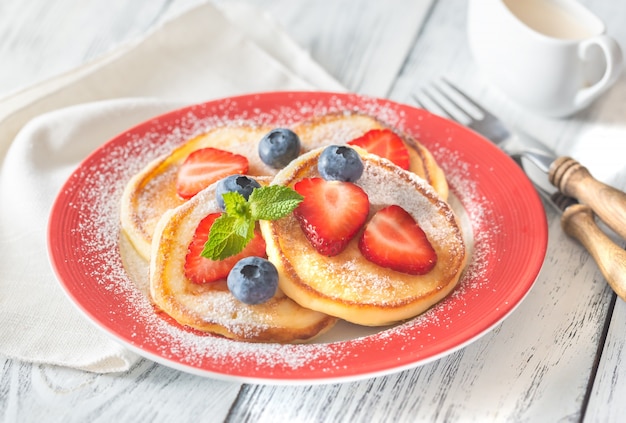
<box><xmin>215</xmin><ymin>175</ymin><xmax>261</xmax><ymax>210</ymax></box>
<box><xmin>258</xmin><ymin>128</ymin><xmax>301</xmax><ymax>168</ymax></box>
<box><xmin>227</xmin><ymin>257</ymin><xmax>279</xmax><ymax>305</ymax></box>
<box><xmin>317</xmin><ymin>145</ymin><xmax>364</xmax><ymax>182</ymax></box>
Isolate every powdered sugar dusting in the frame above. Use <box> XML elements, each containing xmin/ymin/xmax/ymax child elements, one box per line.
<box><xmin>56</xmin><ymin>93</ymin><xmax>507</xmax><ymax>381</ymax></box>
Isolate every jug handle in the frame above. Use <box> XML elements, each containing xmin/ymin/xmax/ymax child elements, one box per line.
<box><xmin>575</xmin><ymin>35</ymin><xmax>623</xmax><ymax>108</ymax></box>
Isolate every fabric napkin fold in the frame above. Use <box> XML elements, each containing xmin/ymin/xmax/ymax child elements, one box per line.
<box><xmin>0</xmin><ymin>99</ymin><xmax>184</xmax><ymax>372</ymax></box>
<box><xmin>0</xmin><ymin>1</ymin><xmax>343</xmax><ymax>373</ymax></box>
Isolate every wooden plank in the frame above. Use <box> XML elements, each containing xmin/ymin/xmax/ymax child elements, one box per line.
<box><xmin>586</xmin><ymin>298</ymin><xmax>626</xmax><ymax>422</ymax></box>
<box><xmin>0</xmin><ymin>0</ymin><xmax>179</xmax><ymax>97</ymax></box>
<box><xmin>0</xmin><ymin>358</ymin><xmax>242</xmax><ymax>421</ymax></box>
<box><xmin>216</xmin><ymin>0</ymin><xmax>435</xmax><ymax>96</ymax></box>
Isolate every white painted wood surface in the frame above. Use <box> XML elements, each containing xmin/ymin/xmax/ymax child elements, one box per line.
<box><xmin>2</xmin><ymin>0</ymin><xmax>626</xmax><ymax>421</ymax></box>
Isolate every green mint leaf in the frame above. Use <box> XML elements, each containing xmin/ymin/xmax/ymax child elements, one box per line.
<box><xmin>222</xmin><ymin>191</ymin><xmax>251</xmax><ymax>219</ymax></box>
<box><xmin>201</xmin><ymin>213</ymin><xmax>254</xmax><ymax>260</ymax></box>
<box><xmin>200</xmin><ymin>184</ymin><xmax>302</xmax><ymax>261</ymax></box>
<box><xmin>249</xmin><ymin>185</ymin><xmax>303</xmax><ymax>221</ymax></box>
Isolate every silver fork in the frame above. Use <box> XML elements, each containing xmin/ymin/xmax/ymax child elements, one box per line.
<box><xmin>413</xmin><ymin>79</ymin><xmax>562</xmax><ymax>201</ymax></box>
<box><xmin>413</xmin><ymin>78</ymin><xmax>626</xmax><ymax>243</ymax></box>
<box><xmin>413</xmin><ymin>79</ymin><xmax>626</xmax><ymax>301</ymax></box>
<box><xmin>412</xmin><ymin>78</ymin><xmax>554</xmax><ymax>174</ymax></box>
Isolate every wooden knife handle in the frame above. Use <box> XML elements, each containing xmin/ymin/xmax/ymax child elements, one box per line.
<box><xmin>550</xmin><ymin>156</ymin><xmax>626</xmax><ymax>241</ymax></box>
<box><xmin>561</xmin><ymin>204</ymin><xmax>626</xmax><ymax>301</ymax></box>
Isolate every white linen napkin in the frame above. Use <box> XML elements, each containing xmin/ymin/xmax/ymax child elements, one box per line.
<box><xmin>0</xmin><ymin>1</ymin><xmax>343</xmax><ymax>373</ymax></box>
<box><xmin>557</xmin><ymin>77</ymin><xmax>626</xmax><ymax>191</ymax></box>
<box><xmin>0</xmin><ymin>99</ymin><xmax>184</xmax><ymax>372</ymax></box>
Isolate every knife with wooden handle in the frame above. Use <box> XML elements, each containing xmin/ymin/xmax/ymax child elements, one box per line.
<box><xmin>511</xmin><ymin>151</ymin><xmax>626</xmax><ymax>300</ymax></box>
<box><xmin>555</xmin><ymin>196</ymin><xmax>626</xmax><ymax>301</ymax></box>
<box><xmin>550</xmin><ymin>157</ymin><xmax>626</xmax><ymax>241</ymax></box>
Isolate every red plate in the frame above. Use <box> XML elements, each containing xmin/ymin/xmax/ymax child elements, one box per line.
<box><xmin>48</xmin><ymin>92</ymin><xmax>547</xmax><ymax>384</ymax></box>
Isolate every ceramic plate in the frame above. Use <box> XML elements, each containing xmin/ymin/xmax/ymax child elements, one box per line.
<box><xmin>48</xmin><ymin>91</ymin><xmax>547</xmax><ymax>384</ymax></box>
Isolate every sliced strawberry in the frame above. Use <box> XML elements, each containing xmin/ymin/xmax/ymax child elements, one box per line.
<box><xmin>176</xmin><ymin>148</ymin><xmax>248</xmax><ymax>199</ymax></box>
<box><xmin>184</xmin><ymin>213</ymin><xmax>266</xmax><ymax>284</ymax></box>
<box><xmin>348</xmin><ymin>129</ymin><xmax>410</xmax><ymax>170</ymax></box>
<box><xmin>359</xmin><ymin>205</ymin><xmax>437</xmax><ymax>275</ymax></box>
<box><xmin>293</xmin><ymin>177</ymin><xmax>369</xmax><ymax>256</ymax></box>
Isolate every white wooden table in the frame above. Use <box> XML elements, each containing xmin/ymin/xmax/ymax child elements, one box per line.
<box><xmin>2</xmin><ymin>0</ymin><xmax>626</xmax><ymax>421</ymax></box>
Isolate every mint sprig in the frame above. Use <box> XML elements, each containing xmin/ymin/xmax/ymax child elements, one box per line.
<box><xmin>201</xmin><ymin>185</ymin><xmax>303</xmax><ymax>260</ymax></box>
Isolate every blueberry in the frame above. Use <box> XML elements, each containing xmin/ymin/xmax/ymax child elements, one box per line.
<box><xmin>258</xmin><ymin>128</ymin><xmax>301</xmax><ymax>168</ymax></box>
<box><xmin>317</xmin><ymin>145</ymin><xmax>364</xmax><ymax>182</ymax></box>
<box><xmin>227</xmin><ymin>257</ymin><xmax>279</xmax><ymax>305</ymax></box>
<box><xmin>215</xmin><ymin>175</ymin><xmax>261</xmax><ymax>210</ymax></box>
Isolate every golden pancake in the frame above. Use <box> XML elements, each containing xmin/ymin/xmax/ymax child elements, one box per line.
<box><xmin>121</xmin><ymin>125</ymin><xmax>275</xmax><ymax>260</ymax></box>
<box><xmin>149</xmin><ymin>178</ymin><xmax>338</xmax><ymax>343</ymax></box>
<box><xmin>260</xmin><ymin>147</ymin><xmax>467</xmax><ymax>326</ymax></box>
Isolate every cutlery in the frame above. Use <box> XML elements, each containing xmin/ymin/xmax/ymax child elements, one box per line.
<box><xmin>552</xmin><ymin>193</ymin><xmax>626</xmax><ymax>301</ymax></box>
<box><xmin>414</xmin><ymin>80</ymin><xmax>626</xmax><ymax>300</ymax></box>
<box><xmin>414</xmin><ymin>78</ymin><xmax>626</xmax><ymax>242</ymax></box>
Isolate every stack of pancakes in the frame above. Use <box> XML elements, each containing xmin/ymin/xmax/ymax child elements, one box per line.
<box><xmin>120</xmin><ymin>112</ymin><xmax>467</xmax><ymax>343</ymax></box>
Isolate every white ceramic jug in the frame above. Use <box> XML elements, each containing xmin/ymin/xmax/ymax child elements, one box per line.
<box><xmin>467</xmin><ymin>0</ymin><xmax>623</xmax><ymax>118</ymax></box>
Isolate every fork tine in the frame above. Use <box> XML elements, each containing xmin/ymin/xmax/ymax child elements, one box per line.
<box><xmin>439</xmin><ymin>78</ymin><xmax>512</xmax><ymax>142</ymax></box>
<box><xmin>413</xmin><ymin>89</ymin><xmax>451</xmax><ymax>119</ymax></box>
<box><xmin>415</xmin><ymin>78</ymin><xmax>513</xmax><ymax>144</ymax></box>
<box><xmin>413</xmin><ymin>83</ymin><xmax>471</xmax><ymax>125</ymax></box>
<box><xmin>439</xmin><ymin>78</ymin><xmax>491</xmax><ymax>120</ymax></box>
<box><xmin>424</xmin><ymin>84</ymin><xmax>472</xmax><ymax>124</ymax></box>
